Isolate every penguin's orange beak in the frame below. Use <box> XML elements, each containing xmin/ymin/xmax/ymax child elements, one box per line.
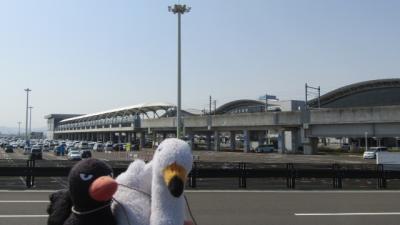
<box><xmin>89</xmin><ymin>176</ymin><xmax>118</xmax><ymax>202</ymax></box>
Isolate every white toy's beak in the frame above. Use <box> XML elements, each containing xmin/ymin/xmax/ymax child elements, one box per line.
<box><xmin>163</xmin><ymin>162</ymin><xmax>187</xmax><ymax>198</ymax></box>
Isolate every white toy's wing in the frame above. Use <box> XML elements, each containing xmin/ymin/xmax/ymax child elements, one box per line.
<box><xmin>112</xmin><ymin>160</ymin><xmax>153</xmax><ymax>225</ymax></box>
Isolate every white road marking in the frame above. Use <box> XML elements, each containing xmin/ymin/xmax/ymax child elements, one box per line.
<box><xmin>185</xmin><ymin>190</ymin><xmax>400</xmax><ymax>193</ymax></box>
<box><xmin>0</xmin><ymin>190</ymin><xmax>56</xmax><ymax>193</ymax></box>
<box><xmin>0</xmin><ymin>215</ymin><xmax>48</xmax><ymax>218</ymax></box>
<box><xmin>295</xmin><ymin>212</ymin><xmax>400</xmax><ymax>216</ymax></box>
<box><xmin>1</xmin><ymin>189</ymin><xmax>400</xmax><ymax>193</ymax></box>
<box><xmin>0</xmin><ymin>201</ymin><xmax>49</xmax><ymax>203</ymax></box>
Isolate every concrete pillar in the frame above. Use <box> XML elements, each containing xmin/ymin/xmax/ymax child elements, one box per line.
<box><xmin>258</xmin><ymin>131</ymin><xmax>265</xmax><ymax>146</ymax></box>
<box><xmin>230</xmin><ymin>131</ymin><xmax>236</xmax><ymax>151</ymax></box>
<box><xmin>277</xmin><ymin>130</ymin><xmax>285</xmax><ymax>154</ymax></box>
<box><xmin>213</xmin><ymin>130</ymin><xmax>220</xmax><ymax>151</ymax></box>
<box><xmin>206</xmin><ymin>133</ymin><xmax>212</xmax><ymax>150</ymax></box>
<box><xmin>152</xmin><ymin>132</ymin><xmax>157</xmax><ymax>148</ymax></box>
<box><xmin>303</xmin><ymin>137</ymin><xmax>318</xmax><ymax>155</ymax></box>
<box><xmin>128</xmin><ymin>132</ymin><xmax>132</xmax><ymax>143</ymax></box>
<box><xmin>243</xmin><ymin>130</ymin><xmax>250</xmax><ymax>153</ymax></box>
<box><xmin>162</xmin><ymin>132</ymin><xmax>167</xmax><ymax>140</ymax></box>
<box><xmin>109</xmin><ymin>133</ymin><xmax>113</xmax><ymax>143</ymax></box>
<box><xmin>140</xmin><ymin>132</ymin><xmax>146</xmax><ymax>149</ymax></box>
<box><xmin>117</xmin><ymin>133</ymin><xmax>121</xmax><ymax>143</ymax></box>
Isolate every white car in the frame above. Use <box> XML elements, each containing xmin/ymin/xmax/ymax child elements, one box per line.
<box><xmin>23</xmin><ymin>147</ymin><xmax>31</xmax><ymax>155</ymax></box>
<box><xmin>363</xmin><ymin>147</ymin><xmax>388</xmax><ymax>159</ymax></box>
<box><xmin>67</xmin><ymin>149</ymin><xmax>82</xmax><ymax>161</ymax></box>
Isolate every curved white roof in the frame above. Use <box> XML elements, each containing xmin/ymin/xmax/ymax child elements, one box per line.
<box><xmin>60</xmin><ymin>102</ymin><xmax>175</xmax><ymax>123</ymax></box>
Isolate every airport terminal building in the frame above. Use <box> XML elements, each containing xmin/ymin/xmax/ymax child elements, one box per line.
<box><xmin>45</xmin><ymin>79</ymin><xmax>400</xmax><ymax>154</ymax></box>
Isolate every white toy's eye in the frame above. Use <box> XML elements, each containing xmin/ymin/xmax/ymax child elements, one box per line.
<box><xmin>158</xmin><ymin>147</ymin><xmax>163</xmax><ymax>152</ymax></box>
<box><xmin>80</xmin><ymin>173</ymin><xmax>93</xmax><ymax>181</ymax></box>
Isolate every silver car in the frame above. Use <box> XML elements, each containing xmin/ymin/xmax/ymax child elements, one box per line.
<box><xmin>363</xmin><ymin>147</ymin><xmax>388</xmax><ymax>159</ymax></box>
<box><xmin>67</xmin><ymin>149</ymin><xmax>82</xmax><ymax>161</ymax></box>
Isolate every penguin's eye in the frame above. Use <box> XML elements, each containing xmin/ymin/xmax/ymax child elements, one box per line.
<box><xmin>109</xmin><ymin>172</ymin><xmax>114</xmax><ymax>178</ymax></box>
<box><xmin>79</xmin><ymin>173</ymin><xmax>93</xmax><ymax>181</ymax></box>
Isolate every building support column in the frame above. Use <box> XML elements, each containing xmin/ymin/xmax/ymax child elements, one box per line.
<box><xmin>127</xmin><ymin>132</ymin><xmax>132</xmax><ymax>143</ymax></box>
<box><xmin>243</xmin><ymin>129</ymin><xmax>250</xmax><ymax>153</ymax></box>
<box><xmin>303</xmin><ymin>137</ymin><xmax>318</xmax><ymax>155</ymax></box>
<box><xmin>214</xmin><ymin>130</ymin><xmax>220</xmax><ymax>151</ymax></box>
<box><xmin>140</xmin><ymin>132</ymin><xmax>146</xmax><ymax>149</ymax></box>
<box><xmin>277</xmin><ymin>130</ymin><xmax>285</xmax><ymax>154</ymax></box>
<box><xmin>206</xmin><ymin>133</ymin><xmax>212</xmax><ymax>150</ymax></box>
<box><xmin>230</xmin><ymin>131</ymin><xmax>236</xmax><ymax>151</ymax></box>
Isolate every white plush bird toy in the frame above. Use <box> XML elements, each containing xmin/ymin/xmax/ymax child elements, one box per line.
<box><xmin>112</xmin><ymin>138</ymin><xmax>193</xmax><ymax>225</ymax></box>
<box><xmin>150</xmin><ymin>138</ymin><xmax>193</xmax><ymax>225</ymax></box>
<box><xmin>112</xmin><ymin>159</ymin><xmax>153</xmax><ymax>225</ymax></box>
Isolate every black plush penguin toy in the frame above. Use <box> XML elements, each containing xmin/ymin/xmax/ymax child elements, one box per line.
<box><xmin>47</xmin><ymin>158</ymin><xmax>118</xmax><ymax>225</ymax></box>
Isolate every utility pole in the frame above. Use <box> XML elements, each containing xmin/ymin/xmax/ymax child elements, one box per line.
<box><xmin>209</xmin><ymin>95</ymin><xmax>212</xmax><ymax>115</ymax></box>
<box><xmin>29</xmin><ymin>106</ymin><xmax>33</xmax><ymax>139</ymax></box>
<box><xmin>169</xmin><ymin>4</ymin><xmax>190</xmax><ymax>139</ymax></box>
<box><xmin>305</xmin><ymin>83</ymin><xmax>321</xmax><ymax>109</ymax></box>
<box><xmin>24</xmin><ymin>88</ymin><xmax>31</xmax><ymax>146</ymax></box>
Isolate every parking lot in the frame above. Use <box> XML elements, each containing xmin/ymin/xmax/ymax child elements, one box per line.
<box><xmin>0</xmin><ymin>146</ymin><xmax>370</xmax><ymax>164</ymax></box>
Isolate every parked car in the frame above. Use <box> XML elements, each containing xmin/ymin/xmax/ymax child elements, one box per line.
<box><xmin>88</xmin><ymin>142</ymin><xmax>96</xmax><ymax>150</ymax></box>
<box><xmin>78</xmin><ymin>142</ymin><xmax>89</xmax><ymax>150</ymax></box>
<box><xmin>104</xmin><ymin>143</ymin><xmax>113</xmax><ymax>152</ymax></box>
<box><xmin>23</xmin><ymin>146</ymin><xmax>31</xmax><ymax>155</ymax></box>
<box><xmin>113</xmin><ymin>144</ymin><xmax>124</xmax><ymax>151</ymax></box>
<box><xmin>5</xmin><ymin>145</ymin><xmax>14</xmax><ymax>153</ymax></box>
<box><xmin>341</xmin><ymin>143</ymin><xmax>351</xmax><ymax>151</ymax></box>
<box><xmin>29</xmin><ymin>146</ymin><xmax>42</xmax><ymax>160</ymax></box>
<box><xmin>93</xmin><ymin>143</ymin><xmax>104</xmax><ymax>152</ymax></box>
<box><xmin>255</xmin><ymin>144</ymin><xmax>275</xmax><ymax>153</ymax></box>
<box><xmin>67</xmin><ymin>149</ymin><xmax>82</xmax><ymax>161</ymax></box>
<box><xmin>53</xmin><ymin>146</ymin><xmax>63</xmax><ymax>156</ymax></box>
<box><xmin>43</xmin><ymin>144</ymin><xmax>50</xmax><ymax>151</ymax></box>
<box><xmin>81</xmin><ymin>150</ymin><xmax>92</xmax><ymax>159</ymax></box>
<box><xmin>363</xmin><ymin>147</ymin><xmax>388</xmax><ymax>159</ymax></box>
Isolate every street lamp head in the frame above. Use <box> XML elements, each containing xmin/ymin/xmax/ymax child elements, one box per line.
<box><xmin>168</xmin><ymin>4</ymin><xmax>191</xmax><ymax>14</ymax></box>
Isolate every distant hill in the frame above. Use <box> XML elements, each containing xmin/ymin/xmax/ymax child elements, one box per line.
<box><xmin>0</xmin><ymin>126</ymin><xmax>46</xmax><ymax>135</ymax></box>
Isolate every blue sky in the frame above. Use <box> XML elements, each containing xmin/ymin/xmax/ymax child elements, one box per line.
<box><xmin>0</xmin><ymin>0</ymin><xmax>399</xmax><ymax>129</ymax></box>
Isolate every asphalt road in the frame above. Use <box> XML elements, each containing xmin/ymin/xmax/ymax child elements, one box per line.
<box><xmin>0</xmin><ymin>190</ymin><xmax>400</xmax><ymax>225</ymax></box>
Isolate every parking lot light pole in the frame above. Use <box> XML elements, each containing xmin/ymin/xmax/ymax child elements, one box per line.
<box><xmin>169</xmin><ymin>4</ymin><xmax>191</xmax><ymax>139</ymax></box>
<box><xmin>365</xmin><ymin>132</ymin><xmax>368</xmax><ymax>151</ymax></box>
<box><xmin>24</xmin><ymin>88</ymin><xmax>31</xmax><ymax>145</ymax></box>
<box><xmin>17</xmin><ymin>121</ymin><xmax>21</xmax><ymax>137</ymax></box>
<box><xmin>29</xmin><ymin>106</ymin><xmax>33</xmax><ymax>139</ymax></box>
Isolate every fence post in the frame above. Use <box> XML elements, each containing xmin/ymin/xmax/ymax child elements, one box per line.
<box><xmin>377</xmin><ymin>164</ymin><xmax>386</xmax><ymax>189</ymax></box>
<box><xmin>190</xmin><ymin>162</ymin><xmax>197</xmax><ymax>188</ymax></box>
<box><xmin>242</xmin><ymin>163</ymin><xmax>247</xmax><ymax>189</ymax></box>
<box><xmin>25</xmin><ymin>159</ymin><xmax>35</xmax><ymax>188</ymax></box>
<box><xmin>286</xmin><ymin>163</ymin><xmax>295</xmax><ymax>189</ymax></box>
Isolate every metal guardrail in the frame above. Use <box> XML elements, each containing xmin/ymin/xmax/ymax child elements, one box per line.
<box><xmin>1</xmin><ymin>159</ymin><xmax>400</xmax><ymax>189</ymax></box>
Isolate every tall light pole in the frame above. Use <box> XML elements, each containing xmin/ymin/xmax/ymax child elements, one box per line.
<box><xmin>17</xmin><ymin>122</ymin><xmax>21</xmax><ymax>137</ymax></box>
<box><xmin>24</xmin><ymin>88</ymin><xmax>31</xmax><ymax>145</ymax></box>
<box><xmin>29</xmin><ymin>106</ymin><xmax>33</xmax><ymax>139</ymax></box>
<box><xmin>169</xmin><ymin>4</ymin><xmax>191</xmax><ymax>139</ymax></box>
